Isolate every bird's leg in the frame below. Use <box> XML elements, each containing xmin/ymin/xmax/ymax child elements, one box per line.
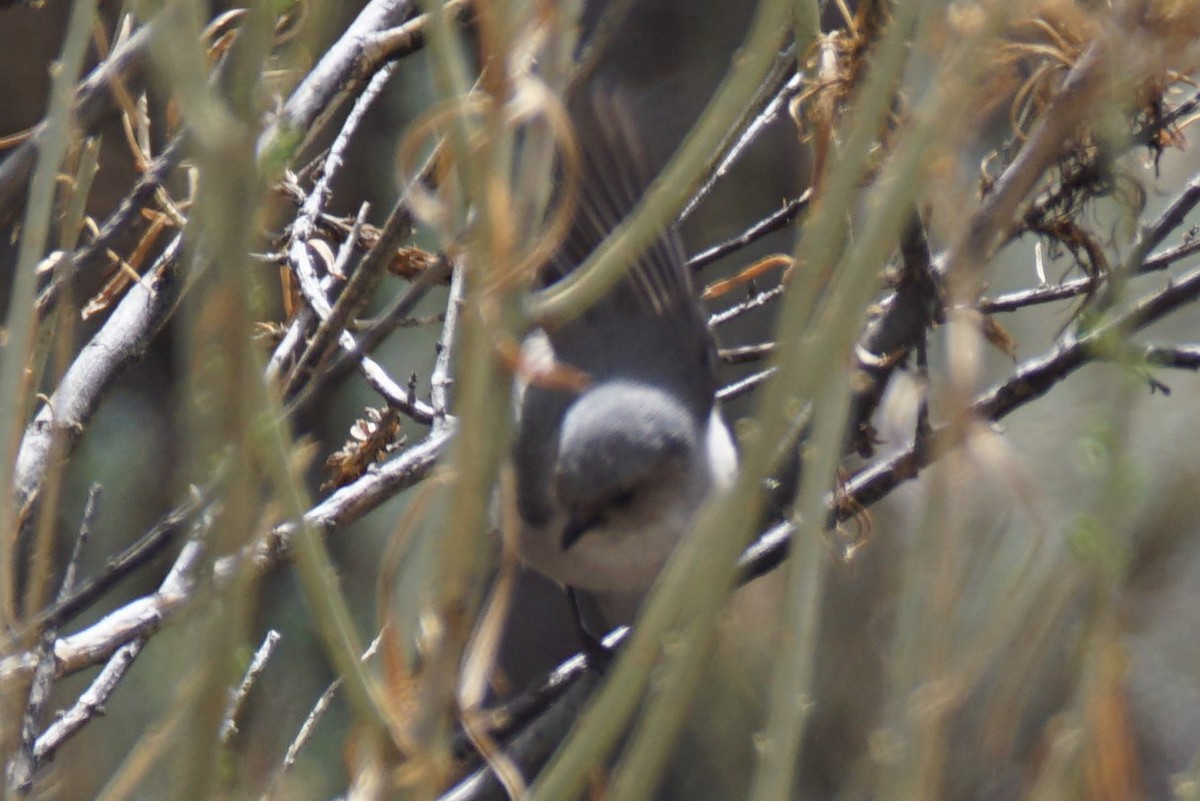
<box><xmin>567</xmin><ymin>587</ymin><xmax>613</xmax><ymax>672</ymax></box>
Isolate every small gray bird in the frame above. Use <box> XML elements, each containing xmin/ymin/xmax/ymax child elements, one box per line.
<box><xmin>513</xmin><ymin>96</ymin><xmax>737</xmax><ymax>628</ymax></box>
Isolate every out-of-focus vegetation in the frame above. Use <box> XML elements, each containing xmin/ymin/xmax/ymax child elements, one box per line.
<box><xmin>1</xmin><ymin>1</ymin><xmax>1200</xmax><ymax>799</ymax></box>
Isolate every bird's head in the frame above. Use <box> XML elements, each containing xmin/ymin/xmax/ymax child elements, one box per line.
<box><xmin>554</xmin><ymin>381</ymin><xmax>704</xmax><ymax>550</ymax></box>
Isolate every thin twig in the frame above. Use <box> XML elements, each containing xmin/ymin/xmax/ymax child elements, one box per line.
<box><xmin>62</xmin><ymin>484</ymin><xmax>101</xmax><ymax>604</ymax></box>
<box><xmin>5</xmin><ymin>485</ymin><xmax>101</xmax><ymax>794</ymax></box>
<box><xmin>431</xmin><ymin>259</ymin><xmax>467</xmax><ymax>428</ymax></box>
<box><xmin>291</xmin><ymin>255</ymin><xmax>453</xmax><ymax>421</ymax></box>
<box><xmin>3</xmin><ymin>541</ymin><xmax>201</xmax><ymax>790</ymax></box>
<box><xmin>219</xmin><ymin>629</ymin><xmax>282</xmax><ymax>745</ymax></box>
<box><xmin>275</xmin><ymin>59</ymin><xmax>403</xmax><ymax>391</ymax></box>
<box><xmin>283</xmin><ymin>202</ymin><xmax>378</xmax><ymax>395</ymax></box>
<box><xmin>256</xmin><ymin>0</ymin><xmax>469</xmax><ymax>165</ymax></box>
<box><xmin>716</xmin><ymin>367</ymin><xmax>777</xmax><ymax>403</ymax></box>
<box><xmin>0</xmin><ymin>535</ymin><xmax>205</xmax><ymax>684</ymax></box>
<box><xmin>717</xmin><ymin>342</ymin><xmax>777</xmax><ymax>364</ymax></box>
<box><xmin>979</xmin><ymin>275</ymin><xmax>1096</xmax><ymax>314</ymax></box>
<box><xmin>440</xmin><ymin>630</ymin><xmax>626</xmax><ymax>801</ymax></box>
<box><xmin>1140</xmin><ymin>342</ymin><xmax>1200</xmax><ymax>371</ymax></box>
<box><xmin>280</xmin><ymin>203</ymin><xmax>436</xmax><ymax>422</ymax></box>
<box><xmin>6</xmin><ymin>489</ymin><xmax>202</xmax><ymax>646</ymax></box>
<box><xmin>708</xmin><ymin>283</ymin><xmax>786</xmax><ymax>328</ymax></box>
<box><xmin>1123</xmin><ymin>173</ymin><xmax>1200</xmax><ymax>279</ymax></box>
<box><xmin>35</xmin><ymin>136</ymin><xmax>187</xmax><ymax>321</ymax></box>
<box><xmin>263</xmin><ymin>634</ymin><xmax>382</xmax><ymax>800</ymax></box>
<box><xmin>1136</xmin><ymin>86</ymin><xmax>1200</xmax><ymax>148</ymax></box>
<box><xmin>31</xmin><ymin>640</ymin><xmax>145</xmax><ymax>766</ymax></box>
<box><xmin>687</xmin><ymin>191</ymin><xmax>812</xmax><ymax>272</ymax></box>
<box><xmin>0</xmin><ymin>15</ymin><xmax>154</xmax><ymax>222</ymax></box>
<box><xmin>679</xmin><ymin>47</ymin><xmax>800</xmax><ymax>222</ymax></box>
<box><xmin>980</xmin><ymin>226</ymin><xmax>1200</xmax><ymax>315</ymax></box>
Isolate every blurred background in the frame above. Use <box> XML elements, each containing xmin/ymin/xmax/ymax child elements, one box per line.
<box><xmin>2</xmin><ymin>0</ymin><xmax>1199</xmax><ymax>799</ymax></box>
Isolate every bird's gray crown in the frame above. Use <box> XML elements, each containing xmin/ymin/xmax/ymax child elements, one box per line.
<box><xmin>554</xmin><ymin>380</ymin><xmax>698</xmax><ymax>508</ymax></box>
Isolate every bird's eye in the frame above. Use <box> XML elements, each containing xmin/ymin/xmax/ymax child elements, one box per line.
<box><xmin>611</xmin><ymin>487</ymin><xmax>636</xmax><ymax>508</ymax></box>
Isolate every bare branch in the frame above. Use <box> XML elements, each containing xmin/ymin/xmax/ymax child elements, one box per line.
<box><xmin>11</xmin><ymin>490</ymin><xmax>201</xmax><ymax>643</ymax></box>
<box><xmin>35</xmin><ymin>136</ymin><xmax>187</xmax><ymax>320</ymax></box>
<box><xmin>31</xmin><ymin>640</ymin><xmax>145</xmax><ymax>766</ymax></box>
<box><xmin>716</xmin><ymin>367</ymin><xmax>777</xmax><ymax>403</ymax></box>
<box><xmin>262</xmin><ymin>634</ymin><xmax>382</xmax><ymax>800</ymax></box>
<box><xmin>942</xmin><ymin>41</ymin><xmax>1107</xmax><ymax>288</ymax></box>
<box><xmin>687</xmin><ymin>191</ymin><xmax>812</xmax><ymax>272</ymax></box>
<box><xmin>271</xmin><ymin>57</ymin><xmax>404</xmax><ymax>387</ymax></box>
<box><xmin>1140</xmin><ymin>342</ymin><xmax>1200</xmax><ymax>371</ymax></box>
<box><xmin>708</xmin><ymin>283</ymin><xmax>786</xmax><ymax>328</ymax></box>
<box><xmin>845</xmin><ymin>214</ymin><xmax>941</xmax><ymax>457</ymax></box>
<box><xmin>717</xmin><ymin>342</ymin><xmax>777</xmax><ymax>364</ymax></box>
<box><xmin>220</xmin><ymin>629</ymin><xmax>282</xmax><ymax>745</ymax></box>
<box><xmin>849</xmin><ymin>259</ymin><xmax>1200</xmax><ymax>539</ymax></box>
<box><xmin>257</xmin><ymin>0</ymin><xmax>472</xmax><ymax>165</ymax></box>
<box><xmin>4</xmin><ymin>485</ymin><xmax>100</xmax><ymax>795</ymax></box>
<box><xmin>0</xmin><ymin>537</ymin><xmax>202</xmax><ymax>685</ymax></box>
<box><xmin>431</xmin><ymin>260</ymin><xmax>468</xmax><ymax>427</ymax></box>
<box><xmin>13</xmin><ymin>237</ymin><xmax>183</xmax><ymax>520</ymax></box>
<box><xmin>0</xmin><ymin>18</ymin><xmax>154</xmax><ymax>221</ymax></box>
<box><xmin>679</xmin><ymin>48</ymin><xmax>801</xmax><ymax>222</ymax></box>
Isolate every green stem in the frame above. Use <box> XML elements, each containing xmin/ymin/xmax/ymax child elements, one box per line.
<box><xmin>0</xmin><ymin>0</ymin><xmax>100</xmax><ymax>631</ymax></box>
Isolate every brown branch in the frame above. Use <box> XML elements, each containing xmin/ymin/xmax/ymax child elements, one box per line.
<box><xmin>262</xmin><ymin>633</ymin><xmax>382</xmax><ymax>799</ymax></box>
<box><xmin>941</xmin><ymin>41</ymin><xmax>1107</xmax><ymax>288</ymax></box>
<box><xmin>35</xmin><ymin>135</ymin><xmax>187</xmax><ymax>321</ymax></box>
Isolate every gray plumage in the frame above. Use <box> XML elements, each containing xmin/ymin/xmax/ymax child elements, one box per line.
<box><xmin>513</xmin><ymin>94</ymin><xmax>736</xmax><ymax>625</ymax></box>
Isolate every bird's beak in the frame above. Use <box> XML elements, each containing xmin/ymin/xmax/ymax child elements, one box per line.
<box><xmin>561</xmin><ymin>510</ymin><xmax>599</xmax><ymax>551</ymax></box>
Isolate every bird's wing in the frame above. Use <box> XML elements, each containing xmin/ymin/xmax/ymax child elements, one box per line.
<box><xmin>540</xmin><ymin>90</ymin><xmax>719</xmax><ymax>416</ymax></box>
<box><xmin>547</xmin><ymin>92</ymin><xmax>692</xmax><ymax>316</ymax></box>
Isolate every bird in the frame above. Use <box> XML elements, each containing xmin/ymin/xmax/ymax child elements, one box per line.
<box><xmin>511</xmin><ymin>93</ymin><xmax>738</xmax><ymax>630</ymax></box>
